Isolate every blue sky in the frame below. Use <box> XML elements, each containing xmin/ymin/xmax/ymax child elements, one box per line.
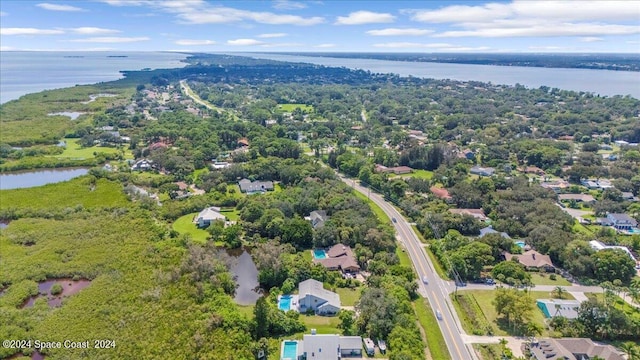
<box><xmin>1</xmin><ymin>0</ymin><xmax>639</xmax><ymax>52</ymax></box>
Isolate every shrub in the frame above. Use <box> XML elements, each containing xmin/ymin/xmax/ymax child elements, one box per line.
<box><xmin>549</xmin><ymin>274</ymin><xmax>557</xmax><ymax>281</ymax></box>
<box><xmin>50</xmin><ymin>283</ymin><xmax>63</xmax><ymax>295</ymax></box>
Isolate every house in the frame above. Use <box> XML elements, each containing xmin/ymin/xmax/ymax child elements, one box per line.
<box><xmin>389</xmin><ymin>166</ymin><xmax>413</xmax><ymax>175</ymax></box>
<box><xmin>211</xmin><ymin>161</ymin><xmax>230</xmax><ymax>170</ymax></box>
<box><xmin>517</xmin><ymin>166</ymin><xmax>545</xmax><ymax>176</ymax></box>
<box><xmin>504</xmin><ymin>249</ymin><xmax>555</xmax><ymax>272</ymax></box>
<box><xmin>237</xmin><ymin>138</ymin><xmax>250</xmax><ymax>147</ymax></box>
<box><xmin>540</xmin><ymin>180</ymin><xmax>570</xmax><ymax>192</ymax></box>
<box><xmin>131</xmin><ymin>159</ymin><xmax>154</xmax><ymax>171</ymax></box>
<box><xmin>557</xmin><ymin>194</ymin><xmax>596</xmax><ymax>203</ymax></box>
<box><xmin>449</xmin><ymin>208</ymin><xmax>489</xmax><ymax>222</ymax></box>
<box><xmin>479</xmin><ymin>226</ymin><xmax>511</xmax><ymax>239</ymax></box>
<box><xmin>298</xmin><ymin>279</ymin><xmax>341</xmax><ymax>316</ymax></box>
<box><xmin>530</xmin><ymin>338</ymin><xmax>624</xmax><ymax>360</ymax></box>
<box><xmin>605</xmin><ymin>213</ymin><xmax>638</xmax><ymax>230</ymax></box>
<box><xmin>194</xmin><ymin>207</ymin><xmax>226</xmax><ymax>228</ymax></box>
<box><xmin>621</xmin><ymin>192</ymin><xmax>639</xmax><ymax>202</ymax></box>
<box><xmin>308</xmin><ymin>210</ymin><xmax>329</xmax><ymax>229</ymax></box>
<box><xmin>280</xmin><ymin>334</ymin><xmax>363</xmax><ymax>360</ymax></box>
<box><xmin>315</xmin><ymin>244</ymin><xmax>360</xmax><ymax>273</ymax></box>
<box><xmin>470</xmin><ymin>165</ymin><xmax>495</xmax><ymax>177</ymax></box>
<box><xmin>581</xmin><ymin>179</ymin><xmax>613</xmax><ymax>190</ymax></box>
<box><xmin>589</xmin><ymin>240</ymin><xmax>637</xmax><ymax>262</ymax></box>
<box><xmin>238</xmin><ymin>179</ymin><xmax>274</xmax><ymax>194</ymax></box>
<box><xmin>536</xmin><ymin>299</ymin><xmax>582</xmax><ymax>319</ymax></box>
<box><xmin>430</xmin><ymin>186</ymin><xmax>452</xmax><ymax>201</ymax></box>
<box><xmin>459</xmin><ymin>149</ymin><xmax>475</xmax><ymax>160</ymax></box>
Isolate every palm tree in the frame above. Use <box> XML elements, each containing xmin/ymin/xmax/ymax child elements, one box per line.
<box><xmin>620</xmin><ymin>342</ymin><xmax>638</xmax><ymax>360</ymax></box>
<box><xmin>553</xmin><ymin>286</ymin><xmax>567</xmax><ymax>300</ymax></box>
<box><xmin>525</xmin><ymin>322</ymin><xmax>543</xmax><ymax>340</ymax></box>
<box><xmin>499</xmin><ymin>338</ymin><xmax>508</xmax><ymax>357</ymax></box>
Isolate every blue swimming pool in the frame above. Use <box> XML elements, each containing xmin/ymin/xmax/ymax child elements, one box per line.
<box><xmin>313</xmin><ymin>249</ymin><xmax>327</xmax><ymax>259</ymax></box>
<box><xmin>628</xmin><ymin>228</ymin><xmax>640</xmax><ymax>234</ymax></box>
<box><xmin>515</xmin><ymin>241</ymin><xmax>526</xmax><ymax>249</ymax></box>
<box><xmin>282</xmin><ymin>341</ymin><xmax>298</xmax><ymax>359</ymax></box>
<box><xmin>537</xmin><ymin>301</ymin><xmax>551</xmax><ymax>318</ymax></box>
<box><xmin>279</xmin><ymin>295</ymin><xmax>292</xmax><ymax>311</ymax></box>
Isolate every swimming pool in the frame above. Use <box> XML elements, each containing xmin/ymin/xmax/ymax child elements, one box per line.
<box><xmin>515</xmin><ymin>241</ymin><xmax>526</xmax><ymax>249</ymax></box>
<box><xmin>282</xmin><ymin>341</ymin><xmax>298</xmax><ymax>360</ymax></box>
<box><xmin>279</xmin><ymin>295</ymin><xmax>292</xmax><ymax>311</ymax></box>
<box><xmin>628</xmin><ymin>228</ymin><xmax>640</xmax><ymax>234</ymax></box>
<box><xmin>313</xmin><ymin>249</ymin><xmax>327</xmax><ymax>259</ymax></box>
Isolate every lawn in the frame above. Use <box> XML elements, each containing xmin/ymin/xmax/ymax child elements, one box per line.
<box><xmin>414</xmin><ymin>298</ymin><xmax>451</xmax><ymax>360</ymax></box>
<box><xmin>53</xmin><ymin>138</ymin><xmax>120</xmax><ymax>159</ymax></box>
<box><xmin>529</xmin><ymin>273</ymin><xmax>571</xmax><ymax>286</ymax></box>
<box><xmin>352</xmin><ymin>189</ymin><xmax>390</xmax><ymax>226</ymax></box>
<box><xmin>220</xmin><ymin>209</ymin><xmax>240</xmax><ymax>221</ymax></box>
<box><xmin>172</xmin><ymin>213</ymin><xmax>210</xmax><ymax>243</ymax></box>
<box><xmin>226</xmin><ymin>184</ymin><xmax>244</xmax><ymax>199</ymax></box>
<box><xmin>299</xmin><ymin>314</ymin><xmax>340</xmax><ymax>334</ymax></box>
<box><xmin>396</xmin><ymin>247</ymin><xmax>412</xmax><ymax>267</ymax></box>
<box><xmin>335</xmin><ymin>287</ymin><xmax>361</xmax><ymax>307</ymax></box>
<box><xmin>0</xmin><ymin>177</ymin><xmax>128</xmax><ymax>211</ymax></box>
<box><xmin>395</xmin><ymin>169</ymin><xmax>434</xmax><ymax>180</ymax></box>
<box><xmin>277</xmin><ymin>103</ymin><xmax>314</xmax><ymax>113</ymax></box>
<box><xmin>453</xmin><ymin>290</ymin><xmax>575</xmax><ymax>337</ymax></box>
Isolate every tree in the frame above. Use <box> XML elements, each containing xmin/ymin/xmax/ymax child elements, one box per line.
<box><xmin>553</xmin><ymin>286</ymin><xmax>567</xmax><ymax>300</ymax></box>
<box><xmin>620</xmin><ymin>342</ymin><xmax>639</xmax><ymax>360</ymax></box>
<box><xmin>280</xmin><ymin>217</ymin><xmax>313</xmax><ymax>249</ymax></box>
<box><xmin>493</xmin><ymin>287</ymin><xmax>534</xmax><ymax>333</ymax></box>
<box><xmin>356</xmin><ymin>287</ymin><xmax>398</xmax><ymax>340</ymax></box>
<box><xmin>492</xmin><ymin>260</ymin><xmax>531</xmax><ymax>287</ymax></box>
<box><xmin>592</xmin><ymin>249</ymin><xmax>636</xmax><ymax>284</ymax></box>
<box><xmin>253</xmin><ymin>297</ymin><xmax>269</xmax><ymax>340</ymax></box>
<box><xmin>338</xmin><ymin>309</ymin><xmax>356</xmax><ymax>336</ymax></box>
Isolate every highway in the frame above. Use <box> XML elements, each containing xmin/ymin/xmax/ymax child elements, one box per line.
<box><xmin>339</xmin><ymin>175</ymin><xmax>475</xmax><ymax>360</ymax></box>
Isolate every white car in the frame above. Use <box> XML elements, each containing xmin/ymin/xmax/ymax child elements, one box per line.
<box><xmin>422</xmin><ymin>275</ymin><xmax>429</xmax><ymax>284</ymax></box>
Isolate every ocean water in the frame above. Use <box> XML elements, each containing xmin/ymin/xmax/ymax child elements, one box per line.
<box><xmin>0</xmin><ymin>51</ymin><xmax>189</xmax><ymax>104</ymax></box>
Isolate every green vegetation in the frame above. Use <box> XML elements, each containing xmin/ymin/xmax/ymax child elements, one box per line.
<box><xmin>352</xmin><ymin>188</ymin><xmax>390</xmax><ymax>225</ymax></box>
<box><xmin>335</xmin><ymin>287</ymin><xmax>361</xmax><ymax>307</ymax></box>
<box><xmin>396</xmin><ymin>169</ymin><xmax>434</xmax><ymax>180</ymax></box>
<box><xmin>53</xmin><ymin>138</ymin><xmax>121</xmax><ymax>159</ymax></box>
<box><xmin>299</xmin><ymin>314</ymin><xmax>340</xmax><ymax>334</ymax></box>
<box><xmin>414</xmin><ymin>298</ymin><xmax>451</xmax><ymax>360</ymax></box>
<box><xmin>529</xmin><ymin>272</ymin><xmax>571</xmax><ymax>286</ymax></box>
<box><xmin>473</xmin><ymin>343</ymin><xmax>506</xmax><ymax>360</ymax></box>
<box><xmin>171</xmin><ymin>212</ymin><xmax>210</xmax><ymax>243</ymax></box>
<box><xmin>0</xmin><ymin>177</ymin><xmax>128</xmax><ymax>214</ymax></box>
<box><xmin>277</xmin><ymin>103</ymin><xmax>314</xmax><ymax>113</ymax></box>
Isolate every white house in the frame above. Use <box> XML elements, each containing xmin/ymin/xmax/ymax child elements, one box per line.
<box><xmin>194</xmin><ymin>207</ymin><xmax>226</xmax><ymax>228</ymax></box>
<box><xmin>298</xmin><ymin>279</ymin><xmax>341</xmax><ymax>316</ymax></box>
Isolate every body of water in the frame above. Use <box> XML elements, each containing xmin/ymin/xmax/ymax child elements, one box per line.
<box><xmin>0</xmin><ymin>51</ymin><xmax>189</xmax><ymax>103</ymax></box>
<box><xmin>0</xmin><ymin>168</ymin><xmax>89</xmax><ymax>190</ymax></box>
<box><xmin>227</xmin><ymin>248</ymin><xmax>262</xmax><ymax>305</ymax></box>
<box><xmin>238</xmin><ymin>53</ymin><xmax>640</xmax><ymax>98</ymax></box>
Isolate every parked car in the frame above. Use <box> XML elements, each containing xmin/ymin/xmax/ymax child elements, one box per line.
<box><xmin>485</xmin><ymin>278</ymin><xmax>495</xmax><ymax>285</ymax></box>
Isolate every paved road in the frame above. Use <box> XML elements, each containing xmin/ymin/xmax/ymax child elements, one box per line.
<box><xmin>339</xmin><ymin>175</ymin><xmax>475</xmax><ymax>360</ymax></box>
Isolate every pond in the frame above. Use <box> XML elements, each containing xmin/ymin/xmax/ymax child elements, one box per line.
<box><xmin>226</xmin><ymin>248</ymin><xmax>263</xmax><ymax>305</ymax></box>
<box><xmin>0</xmin><ymin>220</ymin><xmax>10</xmax><ymax>229</ymax></box>
<box><xmin>22</xmin><ymin>278</ymin><xmax>91</xmax><ymax>308</ymax></box>
<box><xmin>0</xmin><ymin>168</ymin><xmax>89</xmax><ymax>190</ymax></box>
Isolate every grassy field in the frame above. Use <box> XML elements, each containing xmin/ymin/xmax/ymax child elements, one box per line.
<box><xmin>352</xmin><ymin>189</ymin><xmax>391</xmax><ymax>226</ymax></box>
<box><xmin>277</xmin><ymin>103</ymin><xmax>314</xmax><ymax>113</ymax></box>
<box><xmin>299</xmin><ymin>314</ymin><xmax>340</xmax><ymax>334</ymax></box>
<box><xmin>335</xmin><ymin>287</ymin><xmax>361</xmax><ymax>307</ymax></box>
<box><xmin>530</xmin><ymin>273</ymin><xmax>571</xmax><ymax>286</ymax></box>
<box><xmin>172</xmin><ymin>212</ymin><xmax>210</xmax><ymax>243</ymax></box>
<box><xmin>453</xmin><ymin>290</ymin><xmax>575</xmax><ymax>337</ymax></box>
<box><xmin>414</xmin><ymin>298</ymin><xmax>452</xmax><ymax>360</ymax></box>
<box><xmin>473</xmin><ymin>343</ymin><xmax>504</xmax><ymax>360</ymax></box>
<box><xmin>396</xmin><ymin>247</ymin><xmax>412</xmax><ymax>267</ymax></box>
<box><xmin>53</xmin><ymin>138</ymin><xmax>121</xmax><ymax>159</ymax></box>
<box><xmin>220</xmin><ymin>209</ymin><xmax>240</xmax><ymax>221</ymax></box>
<box><xmin>395</xmin><ymin>169</ymin><xmax>434</xmax><ymax>180</ymax></box>
<box><xmin>0</xmin><ymin>177</ymin><xmax>128</xmax><ymax>211</ymax></box>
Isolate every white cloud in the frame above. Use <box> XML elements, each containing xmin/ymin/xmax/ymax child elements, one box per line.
<box><xmin>260</xmin><ymin>42</ymin><xmax>303</xmax><ymax>48</ymax></box>
<box><xmin>258</xmin><ymin>33</ymin><xmax>288</xmax><ymax>38</ymax></box>
<box><xmin>227</xmin><ymin>38</ymin><xmax>264</xmax><ymax>46</ymax></box>
<box><xmin>98</xmin><ymin>0</ymin><xmax>151</xmax><ymax>6</ymax></box>
<box><xmin>36</xmin><ymin>3</ymin><xmax>86</xmax><ymax>12</ymax></box>
<box><xmin>272</xmin><ymin>0</ymin><xmax>307</xmax><ymax>10</ymax></box>
<box><xmin>0</xmin><ymin>46</ymin><xmax>15</xmax><ymax>51</ymax></box>
<box><xmin>174</xmin><ymin>39</ymin><xmax>216</xmax><ymax>45</ymax></box>
<box><xmin>373</xmin><ymin>42</ymin><xmax>490</xmax><ymax>52</ymax></box>
<box><xmin>528</xmin><ymin>46</ymin><xmax>572</xmax><ymax>51</ymax></box>
<box><xmin>335</xmin><ymin>11</ymin><xmax>395</xmax><ymax>25</ymax></box>
<box><xmin>69</xmin><ymin>36</ymin><xmax>150</xmax><ymax>43</ymax></box>
<box><xmin>366</xmin><ymin>28</ymin><xmax>433</xmax><ymax>36</ymax></box>
<box><xmin>580</xmin><ymin>37</ymin><xmax>604</xmax><ymax>42</ymax></box>
<box><xmin>0</xmin><ymin>27</ymin><xmax>65</xmax><ymax>35</ymax></box>
<box><xmin>71</xmin><ymin>27</ymin><xmax>121</xmax><ymax>35</ymax></box>
<box><xmin>409</xmin><ymin>1</ymin><xmax>640</xmax><ymax>38</ymax></box>
<box><xmin>314</xmin><ymin>43</ymin><xmax>336</xmax><ymax>48</ymax></box>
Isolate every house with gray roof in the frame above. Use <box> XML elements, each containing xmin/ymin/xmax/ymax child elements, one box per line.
<box><xmin>298</xmin><ymin>279</ymin><xmax>341</xmax><ymax>316</ymax></box>
<box><xmin>605</xmin><ymin>213</ymin><xmax>638</xmax><ymax>230</ymax></box>
<box><xmin>479</xmin><ymin>226</ymin><xmax>511</xmax><ymax>239</ymax></box>
<box><xmin>280</xmin><ymin>334</ymin><xmax>362</xmax><ymax>360</ymax></box>
<box><xmin>308</xmin><ymin>210</ymin><xmax>328</xmax><ymax>229</ymax></box>
<box><xmin>530</xmin><ymin>338</ymin><xmax>623</xmax><ymax>360</ymax></box>
<box><xmin>194</xmin><ymin>206</ymin><xmax>226</xmax><ymax>228</ymax></box>
<box><xmin>536</xmin><ymin>299</ymin><xmax>581</xmax><ymax>319</ymax></box>
<box><xmin>470</xmin><ymin>165</ymin><xmax>495</xmax><ymax>177</ymax></box>
<box><xmin>238</xmin><ymin>178</ymin><xmax>274</xmax><ymax>194</ymax></box>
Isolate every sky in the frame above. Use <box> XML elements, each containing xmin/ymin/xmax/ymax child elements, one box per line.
<box><xmin>0</xmin><ymin>0</ymin><xmax>639</xmax><ymax>53</ymax></box>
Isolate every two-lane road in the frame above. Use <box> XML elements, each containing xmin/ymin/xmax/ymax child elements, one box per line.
<box><xmin>340</xmin><ymin>176</ymin><xmax>475</xmax><ymax>360</ymax></box>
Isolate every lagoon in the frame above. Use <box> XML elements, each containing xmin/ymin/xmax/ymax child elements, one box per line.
<box><xmin>0</xmin><ymin>168</ymin><xmax>89</xmax><ymax>190</ymax></box>
<box><xmin>237</xmin><ymin>53</ymin><xmax>640</xmax><ymax>98</ymax></box>
<box><xmin>227</xmin><ymin>248</ymin><xmax>262</xmax><ymax>305</ymax></box>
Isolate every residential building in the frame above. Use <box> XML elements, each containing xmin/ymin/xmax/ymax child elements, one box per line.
<box><xmin>238</xmin><ymin>178</ymin><xmax>274</xmax><ymax>194</ymax></box>
<box><xmin>540</xmin><ymin>180</ymin><xmax>570</xmax><ymax>192</ymax></box>
<box><xmin>314</xmin><ymin>244</ymin><xmax>360</xmax><ymax>273</ymax></box>
<box><xmin>374</xmin><ymin>164</ymin><xmax>413</xmax><ymax>175</ymax></box>
<box><xmin>479</xmin><ymin>226</ymin><xmax>511</xmax><ymax>239</ymax></box>
<box><xmin>530</xmin><ymin>338</ymin><xmax>623</xmax><ymax>360</ymax></box>
<box><xmin>589</xmin><ymin>240</ymin><xmax>637</xmax><ymax>262</ymax></box>
<box><xmin>605</xmin><ymin>213</ymin><xmax>638</xmax><ymax>230</ymax></box>
<box><xmin>536</xmin><ymin>299</ymin><xmax>582</xmax><ymax>319</ymax></box>
<box><xmin>621</xmin><ymin>192</ymin><xmax>639</xmax><ymax>202</ymax></box>
<box><xmin>470</xmin><ymin>165</ymin><xmax>495</xmax><ymax>177</ymax></box>
<box><xmin>279</xmin><ymin>334</ymin><xmax>363</xmax><ymax>360</ymax></box>
<box><xmin>194</xmin><ymin>207</ymin><xmax>226</xmax><ymax>228</ymax></box>
<box><xmin>131</xmin><ymin>159</ymin><xmax>154</xmax><ymax>171</ymax></box>
<box><xmin>430</xmin><ymin>186</ymin><xmax>452</xmax><ymax>201</ymax></box>
<box><xmin>504</xmin><ymin>249</ymin><xmax>555</xmax><ymax>272</ymax></box>
<box><xmin>449</xmin><ymin>208</ymin><xmax>489</xmax><ymax>222</ymax></box>
<box><xmin>557</xmin><ymin>193</ymin><xmax>596</xmax><ymax>203</ymax></box>
<box><xmin>298</xmin><ymin>279</ymin><xmax>341</xmax><ymax>316</ymax></box>
<box><xmin>308</xmin><ymin>210</ymin><xmax>329</xmax><ymax>229</ymax></box>
<box><xmin>517</xmin><ymin>166</ymin><xmax>545</xmax><ymax>176</ymax></box>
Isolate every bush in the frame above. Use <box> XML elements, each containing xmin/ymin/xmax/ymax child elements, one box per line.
<box><xmin>549</xmin><ymin>274</ymin><xmax>557</xmax><ymax>281</ymax></box>
<box><xmin>50</xmin><ymin>283</ymin><xmax>63</xmax><ymax>295</ymax></box>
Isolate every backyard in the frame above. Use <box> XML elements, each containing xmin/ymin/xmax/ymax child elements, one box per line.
<box><xmin>172</xmin><ymin>212</ymin><xmax>210</xmax><ymax>243</ymax></box>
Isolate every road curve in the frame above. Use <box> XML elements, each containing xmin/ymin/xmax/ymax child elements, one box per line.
<box><xmin>339</xmin><ymin>175</ymin><xmax>475</xmax><ymax>360</ymax></box>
